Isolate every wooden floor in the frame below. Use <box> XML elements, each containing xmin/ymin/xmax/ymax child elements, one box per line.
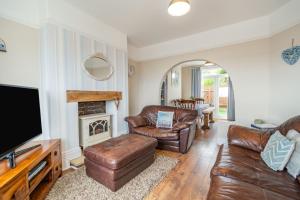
<box><xmin>145</xmin><ymin>121</ymin><xmax>229</xmax><ymax>200</ymax></box>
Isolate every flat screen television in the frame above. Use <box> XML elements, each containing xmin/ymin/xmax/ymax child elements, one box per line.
<box><xmin>0</xmin><ymin>84</ymin><xmax>42</xmax><ymax>165</ymax></box>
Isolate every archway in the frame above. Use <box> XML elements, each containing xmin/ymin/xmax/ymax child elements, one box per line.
<box><xmin>160</xmin><ymin>59</ymin><xmax>235</xmax><ymax>121</ymax></box>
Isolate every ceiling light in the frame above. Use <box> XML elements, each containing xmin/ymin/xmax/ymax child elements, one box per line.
<box><xmin>204</xmin><ymin>62</ymin><xmax>215</xmax><ymax>66</ymax></box>
<box><xmin>168</xmin><ymin>0</ymin><xmax>191</xmax><ymax>17</ymax></box>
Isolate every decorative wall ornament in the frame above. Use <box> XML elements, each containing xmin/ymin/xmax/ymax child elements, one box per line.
<box><xmin>0</xmin><ymin>38</ymin><xmax>7</xmax><ymax>52</ymax></box>
<box><xmin>171</xmin><ymin>69</ymin><xmax>179</xmax><ymax>86</ymax></box>
<box><xmin>281</xmin><ymin>39</ymin><xmax>300</xmax><ymax>65</ymax></box>
<box><xmin>128</xmin><ymin>64</ymin><xmax>135</xmax><ymax>77</ymax></box>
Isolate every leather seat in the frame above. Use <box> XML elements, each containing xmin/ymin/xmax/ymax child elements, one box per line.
<box><xmin>211</xmin><ymin>145</ymin><xmax>300</xmax><ymax>199</ymax></box>
<box><xmin>125</xmin><ymin>105</ymin><xmax>198</xmax><ymax>153</ymax></box>
<box><xmin>133</xmin><ymin>126</ymin><xmax>179</xmax><ymax>140</ymax></box>
<box><xmin>208</xmin><ymin>176</ymin><xmax>296</xmax><ymax>200</ymax></box>
<box><xmin>208</xmin><ymin>116</ymin><xmax>300</xmax><ymax>200</ymax></box>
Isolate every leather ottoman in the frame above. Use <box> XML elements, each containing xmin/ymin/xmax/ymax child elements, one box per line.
<box><xmin>84</xmin><ymin>134</ymin><xmax>157</xmax><ymax>191</ymax></box>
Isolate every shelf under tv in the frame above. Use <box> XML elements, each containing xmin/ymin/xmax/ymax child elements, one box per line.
<box><xmin>0</xmin><ymin>139</ymin><xmax>62</xmax><ymax>200</ymax></box>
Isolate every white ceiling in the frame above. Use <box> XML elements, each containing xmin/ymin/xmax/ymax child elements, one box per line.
<box><xmin>65</xmin><ymin>0</ymin><xmax>290</xmax><ymax>47</ymax></box>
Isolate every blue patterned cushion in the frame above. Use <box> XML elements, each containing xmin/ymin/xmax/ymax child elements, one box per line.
<box><xmin>261</xmin><ymin>131</ymin><xmax>295</xmax><ymax>171</ymax></box>
<box><xmin>156</xmin><ymin>111</ymin><xmax>174</xmax><ymax>128</ymax></box>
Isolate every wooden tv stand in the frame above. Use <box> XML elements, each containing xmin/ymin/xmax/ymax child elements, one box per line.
<box><xmin>0</xmin><ymin>139</ymin><xmax>62</xmax><ymax>200</ymax></box>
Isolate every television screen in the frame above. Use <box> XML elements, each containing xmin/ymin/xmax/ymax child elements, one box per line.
<box><xmin>0</xmin><ymin>84</ymin><xmax>42</xmax><ymax>159</ymax></box>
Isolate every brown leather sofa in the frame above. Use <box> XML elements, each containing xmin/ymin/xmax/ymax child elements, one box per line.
<box><xmin>125</xmin><ymin>105</ymin><xmax>198</xmax><ymax>153</ymax></box>
<box><xmin>207</xmin><ymin>116</ymin><xmax>300</xmax><ymax>200</ymax></box>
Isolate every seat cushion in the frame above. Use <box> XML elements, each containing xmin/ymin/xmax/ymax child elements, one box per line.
<box><xmin>211</xmin><ymin>144</ymin><xmax>300</xmax><ymax>199</ymax></box>
<box><xmin>207</xmin><ymin>176</ymin><xmax>296</xmax><ymax>200</ymax></box>
<box><xmin>84</xmin><ymin>134</ymin><xmax>157</xmax><ymax>170</ymax></box>
<box><xmin>133</xmin><ymin>126</ymin><xmax>179</xmax><ymax>140</ymax></box>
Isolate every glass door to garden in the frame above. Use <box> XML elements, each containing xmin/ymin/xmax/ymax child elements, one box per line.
<box><xmin>202</xmin><ymin>68</ymin><xmax>229</xmax><ymax>119</ymax></box>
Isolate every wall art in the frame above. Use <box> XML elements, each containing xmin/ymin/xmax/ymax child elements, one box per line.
<box><xmin>281</xmin><ymin>39</ymin><xmax>300</xmax><ymax>65</ymax></box>
<box><xmin>0</xmin><ymin>38</ymin><xmax>7</xmax><ymax>52</ymax></box>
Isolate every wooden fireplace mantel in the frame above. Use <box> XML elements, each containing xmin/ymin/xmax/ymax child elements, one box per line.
<box><xmin>67</xmin><ymin>90</ymin><xmax>122</xmax><ymax>103</ymax></box>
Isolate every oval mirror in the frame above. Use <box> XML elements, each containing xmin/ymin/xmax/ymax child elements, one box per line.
<box><xmin>83</xmin><ymin>53</ymin><xmax>113</xmax><ymax>81</ymax></box>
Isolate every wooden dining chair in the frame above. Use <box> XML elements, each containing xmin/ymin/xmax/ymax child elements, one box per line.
<box><xmin>170</xmin><ymin>99</ymin><xmax>178</xmax><ymax>107</ymax></box>
<box><xmin>178</xmin><ymin>99</ymin><xmax>196</xmax><ymax>110</ymax></box>
<box><xmin>194</xmin><ymin>98</ymin><xmax>205</xmax><ymax>105</ymax></box>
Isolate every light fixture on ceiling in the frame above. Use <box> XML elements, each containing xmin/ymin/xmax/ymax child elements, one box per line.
<box><xmin>204</xmin><ymin>62</ymin><xmax>215</xmax><ymax>66</ymax></box>
<box><xmin>168</xmin><ymin>0</ymin><xmax>191</xmax><ymax>17</ymax></box>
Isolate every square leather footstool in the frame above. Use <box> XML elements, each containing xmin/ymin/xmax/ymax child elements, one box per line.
<box><xmin>84</xmin><ymin>134</ymin><xmax>157</xmax><ymax>191</ymax></box>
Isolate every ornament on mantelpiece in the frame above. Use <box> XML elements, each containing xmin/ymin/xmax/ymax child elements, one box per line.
<box><xmin>281</xmin><ymin>38</ymin><xmax>300</xmax><ymax>65</ymax></box>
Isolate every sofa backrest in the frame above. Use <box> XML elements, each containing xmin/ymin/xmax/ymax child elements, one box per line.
<box><xmin>276</xmin><ymin>116</ymin><xmax>300</xmax><ymax>136</ymax></box>
<box><xmin>140</xmin><ymin>105</ymin><xmax>198</xmax><ymax>126</ymax></box>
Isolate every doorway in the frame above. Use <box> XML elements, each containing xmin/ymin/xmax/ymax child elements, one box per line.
<box><xmin>160</xmin><ymin>59</ymin><xmax>235</xmax><ymax>121</ymax></box>
<box><xmin>202</xmin><ymin>67</ymin><xmax>228</xmax><ymax>119</ymax></box>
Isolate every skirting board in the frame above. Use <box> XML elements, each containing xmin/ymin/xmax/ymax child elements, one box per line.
<box><xmin>62</xmin><ymin>147</ymin><xmax>82</xmax><ymax>170</ymax></box>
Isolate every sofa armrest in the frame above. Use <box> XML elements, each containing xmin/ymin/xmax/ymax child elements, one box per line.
<box><xmin>228</xmin><ymin>125</ymin><xmax>271</xmax><ymax>152</ymax></box>
<box><xmin>179</xmin><ymin>121</ymin><xmax>196</xmax><ymax>153</ymax></box>
<box><xmin>172</xmin><ymin>122</ymin><xmax>190</xmax><ymax>131</ymax></box>
<box><xmin>125</xmin><ymin>115</ymin><xmax>147</xmax><ymax>128</ymax></box>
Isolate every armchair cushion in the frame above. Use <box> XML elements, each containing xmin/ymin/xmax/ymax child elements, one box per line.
<box><xmin>125</xmin><ymin>116</ymin><xmax>147</xmax><ymax>128</ymax></box>
<box><xmin>133</xmin><ymin>126</ymin><xmax>179</xmax><ymax>141</ymax></box>
<box><xmin>228</xmin><ymin>125</ymin><xmax>271</xmax><ymax>152</ymax></box>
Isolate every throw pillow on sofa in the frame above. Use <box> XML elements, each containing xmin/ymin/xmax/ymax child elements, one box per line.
<box><xmin>156</xmin><ymin>111</ymin><xmax>174</xmax><ymax>128</ymax></box>
<box><xmin>261</xmin><ymin>131</ymin><xmax>295</xmax><ymax>171</ymax></box>
<box><xmin>286</xmin><ymin>129</ymin><xmax>300</xmax><ymax>178</ymax></box>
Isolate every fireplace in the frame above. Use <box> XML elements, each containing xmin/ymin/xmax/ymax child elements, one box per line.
<box><xmin>66</xmin><ymin>90</ymin><xmax>122</xmax><ymax>167</ymax></box>
<box><xmin>79</xmin><ymin>114</ymin><xmax>111</xmax><ymax>149</ymax></box>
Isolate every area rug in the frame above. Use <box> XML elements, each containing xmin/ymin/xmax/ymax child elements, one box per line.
<box><xmin>46</xmin><ymin>155</ymin><xmax>178</xmax><ymax>200</ymax></box>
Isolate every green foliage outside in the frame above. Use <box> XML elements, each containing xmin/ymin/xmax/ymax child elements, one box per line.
<box><xmin>219</xmin><ymin>76</ymin><xmax>228</xmax><ymax>87</ymax></box>
<box><xmin>219</xmin><ymin>107</ymin><xmax>227</xmax><ymax>116</ymax></box>
<box><xmin>217</xmin><ymin>68</ymin><xmax>227</xmax><ymax>74</ymax></box>
<box><xmin>204</xmin><ymin>78</ymin><xmax>214</xmax><ymax>87</ymax></box>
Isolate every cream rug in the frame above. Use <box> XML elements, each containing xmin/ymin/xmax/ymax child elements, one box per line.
<box><xmin>46</xmin><ymin>155</ymin><xmax>178</xmax><ymax>200</ymax></box>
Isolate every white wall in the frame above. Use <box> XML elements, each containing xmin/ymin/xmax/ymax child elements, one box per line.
<box><xmin>166</xmin><ymin>68</ymin><xmax>181</xmax><ymax>105</ymax></box>
<box><xmin>130</xmin><ymin>24</ymin><xmax>300</xmax><ymax>125</ymax></box>
<box><xmin>0</xmin><ymin>17</ymin><xmax>39</xmax><ymax>87</ymax></box>
<box><xmin>129</xmin><ymin>39</ymin><xmax>271</xmax><ymax>125</ymax></box>
<box><xmin>269</xmin><ymin>24</ymin><xmax>300</xmax><ymax>124</ymax></box>
<box><xmin>128</xmin><ymin>59</ymin><xmax>141</xmax><ymax>115</ymax></box>
<box><xmin>181</xmin><ymin>67</ymin><xmax>192</xmax><ymax>99</ymax></box>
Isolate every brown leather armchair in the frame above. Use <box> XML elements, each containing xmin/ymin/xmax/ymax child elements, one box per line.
<box><xmin>207</xmin><ymin>116</ymin><xmax>300</xmax><ymax>200</ymax></box>
<box><xmin>125</xmin><ymin>105</ymin><xmax>198</xmax><ymax>153</ymax></box>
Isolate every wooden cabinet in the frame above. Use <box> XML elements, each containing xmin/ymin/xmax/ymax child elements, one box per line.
<box><xmin>0</xmin><ymin>140</ymin><xmax>62</xmax><ymax>200</ymax></box>
<box><xmin>0</xmin><ymin>175</ymin><xmax>27</xmax><ymax>200</ymax></box>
